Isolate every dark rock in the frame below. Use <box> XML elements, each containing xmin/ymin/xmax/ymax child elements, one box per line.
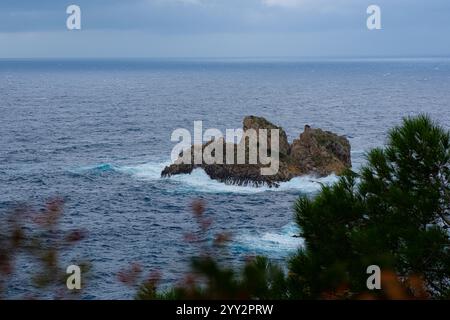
<box><xmin>290</xmin><ymin>125</ymin><xmax>352</xmax><ymax>177</ymax></box>
<box><xmin>243</xmin><ymin>116</ymin><xmax>290</xmax><ymax>157</ymax></box>
<box><xmin>161</xmin><ymin>116</ymin><xmax>351</xmax><ymax>187</ymax></box>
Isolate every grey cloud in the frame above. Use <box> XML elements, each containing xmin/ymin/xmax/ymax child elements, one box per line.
<box><xmin>0</xmin><ymin>0</ymin><xmax>449</xmax><ymax>57</ymax></box>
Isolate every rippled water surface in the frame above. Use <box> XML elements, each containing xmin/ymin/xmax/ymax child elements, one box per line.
<box><xmin>1</xmin><ymin>58</ymin><xmax>450</xmax><ymax>299</ymax></box>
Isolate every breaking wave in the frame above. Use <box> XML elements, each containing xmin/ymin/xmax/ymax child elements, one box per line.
<box><xmin>71</xmin><ymin>161</ymin><xmax>339</xmax><ymax>194</ymax></box>
<box><xmin>233</xmin><ymin>222</ymin><xmax>304</xmax><ymax>257</ymax></box>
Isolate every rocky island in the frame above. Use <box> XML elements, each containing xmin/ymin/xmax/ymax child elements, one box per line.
<box><xmin>162</xmin><ymin>116</ymin><xmax>351</xmax><ymax>187</ymax></box>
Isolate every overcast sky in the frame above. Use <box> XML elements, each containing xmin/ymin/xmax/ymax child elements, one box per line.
<box><xmin>0</xmin><ymin>0</ymin><xmax>449</xmax><ymax>58</ymax></box>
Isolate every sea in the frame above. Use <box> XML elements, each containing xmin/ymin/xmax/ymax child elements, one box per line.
<box><xmin>1</xmin><ymin>58</ymin><xmax>450</xmax><ymax>299</ymax></box>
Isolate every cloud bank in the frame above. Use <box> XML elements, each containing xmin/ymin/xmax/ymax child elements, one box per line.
<box><xmin>0</xmin><ymin>0</ymin><xmax>449</xmax><ymax>58</ymax></box>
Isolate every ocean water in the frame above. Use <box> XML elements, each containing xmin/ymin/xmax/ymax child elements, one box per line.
<box><xmin>1</xmin><ymin>58</ymin><xmax>450</xmax><ymax>299</ymax></box>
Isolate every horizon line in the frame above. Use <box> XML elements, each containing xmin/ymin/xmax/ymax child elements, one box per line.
<box><xmin>1</xmin><ymin>55</ymin><xmax>450</xmax><ymax>61</ymax></box>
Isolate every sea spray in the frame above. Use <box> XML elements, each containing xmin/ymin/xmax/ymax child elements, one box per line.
<box><xmin>74</xmin><ymin>162</ymin><xmax>339</xmax><ymax>194</ymax></box>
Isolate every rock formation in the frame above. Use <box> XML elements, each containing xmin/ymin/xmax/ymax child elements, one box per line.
<box><xmin>162</xmin><ymin>116</ymin><xmax>351</xmax><ymax>187</ymax></box>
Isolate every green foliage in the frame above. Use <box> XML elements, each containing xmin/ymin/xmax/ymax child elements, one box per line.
<box><xmin>290</xmin><ymin>115</ymin><xmax>450</xmax><ymax>299</ymax></box>
<box><xmin>5</xmin><ymin>115</ymin><xmax>448</xmax><ymax>300</ymax></box>
<box><xmin>133</xmin><ymin>199</ymin><xmax>288</xmax><ymax>300</ymax></box>
<box><xmin>136</xmin><ymin>256</ymin><xmax>288</xmax><ymax>300</ymax></box>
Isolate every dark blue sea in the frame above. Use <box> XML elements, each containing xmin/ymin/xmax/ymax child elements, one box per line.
<box><xmin>1</xmin><ymin>58</ymin><xmax>450</xmax><ymax>299</ymax></box>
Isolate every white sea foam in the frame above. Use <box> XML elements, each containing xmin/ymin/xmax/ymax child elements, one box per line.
<box><xmin>116</xmin><ymin>162</ymin><xmax>171</xmax><ymax>180</ymax></box>
<box><xmin>234</xmin><ymin>222</ymin><xmax>304</xmax><ymax>255</ymax></box>
<box><xmin>73</xmin><ymin>161</ymin><xmax>339</xmax><ymax>194</ymax></box>
<box><xmin>117</xmin><ymin>162</ymin><xmax>338</xmax><ymax>194</ymax></box>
